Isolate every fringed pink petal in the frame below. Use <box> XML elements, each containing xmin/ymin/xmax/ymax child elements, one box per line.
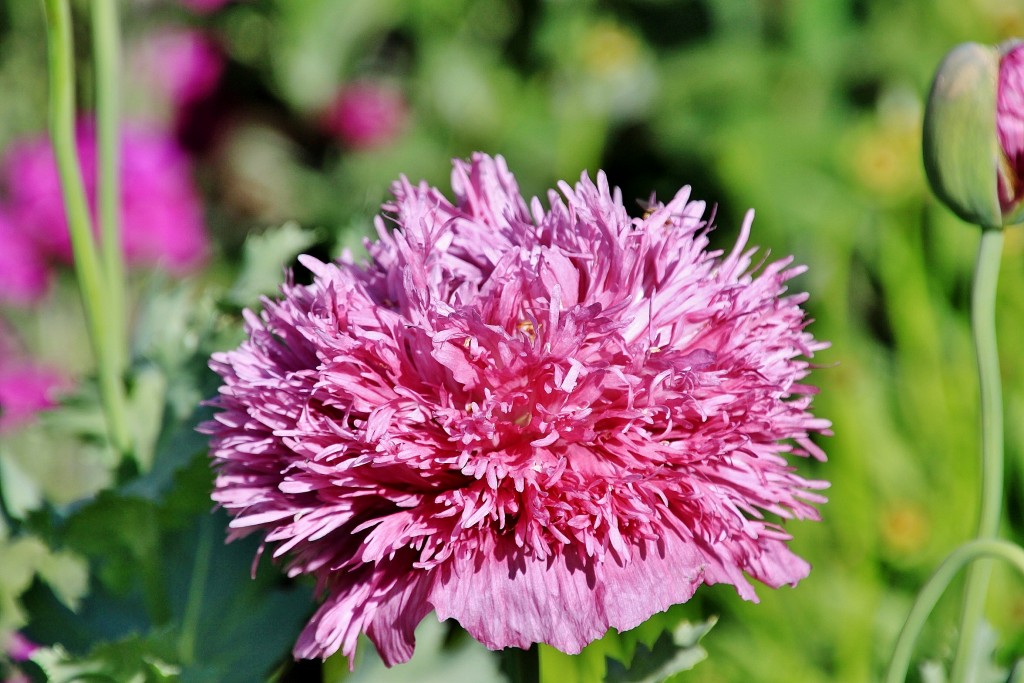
<box><xmin>204</xmin><ymin>153</ymin><xmax>830</xmax><ymax>665</ymax></box>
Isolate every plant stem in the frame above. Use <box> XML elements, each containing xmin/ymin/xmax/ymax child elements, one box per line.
<box><xmin>503</xmin><ymin>645</ymin><xmax>540</xmax><ymax>683</ymax></box>
<box><xmin>179</xmin><ymin>515</ymin><xmax>214</xmax><ymax>665</ymax></box>
<box><xmin>950</xmin><ymin>227</ymin><xmax>1004</xmax><ymax>683</ymax></box>
<box><xmin>885</xmin><ymin>539</ymin><xmax>1024</xmax><ymax>683</ymax></box>
<box><xmin>41</xmin><ymin>0</ymin><xmax>132</xmax><ymax>458</ymax></box>
<box><xmin>91</xmin><ymin>0</ymin><xmax>127</xmax><ymax>376</ymax></box>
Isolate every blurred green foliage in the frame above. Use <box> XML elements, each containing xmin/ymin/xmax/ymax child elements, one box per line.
<box><xmin>3</xmin><ymin>0</ymin><xmax>1024</xmax><ymax>681</ymax></box>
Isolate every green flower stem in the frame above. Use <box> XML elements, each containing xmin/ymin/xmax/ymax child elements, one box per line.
<box><xmin>885</xmin><ymin>539</ymin><xmax>1024</xmax><ymax>683</ymax></box>
<box><xmin>504</xmin><ymin>645</ymin><xmax>540</xmax><ymax>683</ymax></box>
<box><xmin>42</xmin><ymin>0</ymin><xmax>132</xmax><ymax>458</ymax></box>
<box><xmin>179</xmin><ymin>515</ymin><xmax>214</xmax><ymax>665</ymax></box>
<box><xmin>91</xmin><ymin>0</ymin><xmax>127</xmax><ymax>376</ymax></box>
<box><xmin>951</xmin><ymin>227</ymin><xmax>1004</xmax><ymax>683</ymax></box>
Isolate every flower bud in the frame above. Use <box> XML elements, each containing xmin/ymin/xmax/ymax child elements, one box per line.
<box><xmin>923</xmin><ymin>40</ymin><xmax>1024</xmax><ymax>228</ymax></box>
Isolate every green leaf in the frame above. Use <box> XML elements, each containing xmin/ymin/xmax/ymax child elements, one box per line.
<box><xmin>125</xmin><ymin>364</ymin><xmax>168</xmax><ymax>474</ymax></box>
<box><xmin>32</xmin><ymin>545</ymin><xmax>89</xmax><ymax>614</ymax></box>
<box><xmin>62</xmin><ymin>494</ymin><xmax>165</xmax><ymax>612</ymax></box>
<box><xmin>540</xmin><ymin>641</ymin><xmax>609</xmax><ymax>683</ymax></box>
<box><xmin>538</xmin><ymin>611</ymin><xmax>715</xmax><ymax>683</ymax></box>
<box><xmin>0</xmin><ymin>379</ymin><xmax>118</xmax><ymax>516</ymax></box>
<box><xmin>0</xmin><ymin>533</ymin><xmax>88</xmax><ymax>631</ymax></box>
<box><xmin>131</xmin><ymin>282</ymin><xmax>218</xmax><ymax>374</ymax></box>
<box><xmin>325</xmin><ymin>619</ymin><xmax>503</xmax><ymax>683</ymax></box>
<box><xmin>120</xmin><ymin>411</ymin><xmax>214</xmax><ymax>506</ymax></box>
<box><xmin>165</xmin><ymin>514</ymin><xmax>314</xmax><ymax>683</ymax></box>
<box><xmin>604</xmin><ymin>617</ymin><xmax>716</xmax><ymax>683</ymax></box>
<box><xmin>921</xmin><ymin>622</ymin><xmax>1016</xmax><ymax>683</ymax></box>
<box><xmin>13</xmin><ymin>431</ymin><xmax>116</xmax><ymax>507</ymax></box>
<box><xmin>23</xmin><ymin>504</ymin><xmax>313</xmax><ymax>682</ymax></box>
<box><xmin>226</xmin><ymin>222</ymin><xmax>318</xmax><ymax>309</ymax></box>
<box><xmin>29</xmin><ymin>634</ymin><xmax>182</xmax><ymax>683</ymax></box>
<box><xmin>269</xmin><ymin>0</ymin><xmax>402</xmax><ymax>112</ymax></box>
<box><xmin>124</xmin><ymin>281</ymin><xmax>224</xmax><ymax>502</ymax></box>
<box><xmin>0</xmin><ymin>452</ymin><xmax>44</xmax><ymax>519</ymax></box>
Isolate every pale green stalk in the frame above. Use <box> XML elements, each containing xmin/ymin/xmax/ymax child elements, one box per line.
<box><xmin>42</xmin><ymin>0</ymin><xmax>131</xmax><ymax>457</ymax></box>
<box><xmin>504</xmin><ymin>645</ymin><xmax>539</xmax><ymax>683</ymax></box>
<box><xmin>950</xmin><ymin>228</ymin><xmax>1004</xmax><ymax>683</ymax></box>
<box><xmin>91</xmin><ymin>0</ymin><xmax>127</xmax><ymax>375</ymax></box>
<box><xmin>885</xmin><ymin>539</ymin><xmax>1024</xmax><ymax>683</ymax></box>
<box><xmin>179</xmin><ymin>516</ymin><xmax>214</xmax><ymax>665</ymax></box>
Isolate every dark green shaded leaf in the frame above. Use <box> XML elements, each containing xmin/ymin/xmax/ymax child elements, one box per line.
<box><xmin>226</xmin><ymin>222</ymin><xmax>318</xmax><ymax>309</ymax></box>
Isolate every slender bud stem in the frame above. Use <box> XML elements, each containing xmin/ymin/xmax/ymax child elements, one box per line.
<box><xmin>950</xmin><ymin>228</ymin><xmax>1004</xmax><ymax>683</ymax></box>
<box><xmin>41</xmin><ymin>0</ymin><xmax>132</xmax><ymax>458</ymax></box>
<box><xmin>885</xmin><ymin>539</ymin><xmax>1024</xmax><ymax>683</ymax></box>
<box><xmin>179</xmin><ymin>515</ymin><xmax>214</xmax><ymax>665</ymax></box>
<box><xmin>91</xmin><ymin>0</ymin><xmax>127</xmax><ymax>376</ymax></box>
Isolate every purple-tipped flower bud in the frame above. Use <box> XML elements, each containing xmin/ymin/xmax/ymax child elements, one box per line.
<box><xmin>923</xmin><ymin>40</ymin><xmax>1024</xmax><ymax>228</ymax></box>
<box><xmin>997</xmin><ymin>42</ymin><xmax>1024</xmax><ymax>223</ymax></box>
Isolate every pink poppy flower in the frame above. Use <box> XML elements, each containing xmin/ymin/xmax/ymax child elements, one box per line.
<box><xmin>130</xmin><ymin>28</ymin><xmax>224</xmax><ymax>114</ymax></box>
<box><xmin>203</xmin><ymin>154</ymin><xmax>829</xmax><ymax>666</ymax></box>
<box><xmin>0</xmin><ymin>321</ymin><xmax>69</xmax><ymax>432</ymax></box>
<box><xmin>3</xmin><ymin>121</ymin><xmax>208</xmax><ymax>274</ymax></box>
<box><xmin>320</xmin><ymin>81</ymin><xmax>407</xmax><ymax>150</ymax></box>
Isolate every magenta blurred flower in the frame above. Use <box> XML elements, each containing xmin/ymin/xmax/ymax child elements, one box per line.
<box><xmin>3</xmin><ymin>633</ymin><xmax>38</xmax><ymax>663</ymax></box>
<box><xmin>203</xmin><ymin>154</ymin><xmax>829</xmax><ymax>665</ymax></box>
<box><xmin>3</xmin><ymin>121</ymin><xmax>208</xmax><ymax>274</ymax></box>
<box><xmin>131</xmin><ymin>28</ymin><xmax>224</xmax><ymax>113</ymax></box>
<box><xmin>0</xmin><ymin>322</ymin><xmax>68</xmax><ymax>430</ymax></box>
<box><xmin>180</xmin><ymin>0</ymin><xmax>234</xmax><ymax>13</ymax></box>
<box><xmin>321</xmin><ymin>81</ymin><xmax>407</xmax><ymax>150</ymax></box>
<box><xmin>0</xmin><ymin>209</ymin><xmax>51</xmax><ymax>306</ymax></box>
<box><xmin>0</xmin><ymin>362</ymin><xmax>67</xmax><ymax>433</ymax></box>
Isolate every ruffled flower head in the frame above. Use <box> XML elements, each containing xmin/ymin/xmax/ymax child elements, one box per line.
<box><xmin>203</xmin><ymin>154</ymin><xmax>829</xmax><ymax>666</ymax></box>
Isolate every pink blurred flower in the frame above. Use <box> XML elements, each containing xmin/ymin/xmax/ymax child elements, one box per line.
<box><xmin>131</xmin><ymin>28</ymin><xmax>224</xmax><ymax>113</ymax></box>
<box><xmin>203</xmin><ymin>154</ymin><xmax>829</xmax><ymax>665</ymax></box>
<box><xmin>0</xmin><ymin>323</ymin><xmax>69</xmax><ymax>432</ymax></box>
<box><xmin>3</xmin><ymin>121</ymin><xmax>208</xmax><ymax>274</ymax></box>
<box><xmin>3</xmin><ymin>633</ymin><xmax>38</xmax><ymax>663</ymax></box>
<box><xmin>0</xmin><ymin>209</ymin><xmax>51</xmax><ymax>306</ymax></box>
<box><xmin>0</xmin><ymin>362</ymin><xmax>68</xmax><ymax>433</ymax></box>
<box><xmin>180</xmin><ymin>0</ymin><xmax>234</xmax><ymax>13</ymax></box>
<box><xmin>321</xmin><ymin>81</ymin><xmax>407</xmax><ymax>150</ymax></box>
